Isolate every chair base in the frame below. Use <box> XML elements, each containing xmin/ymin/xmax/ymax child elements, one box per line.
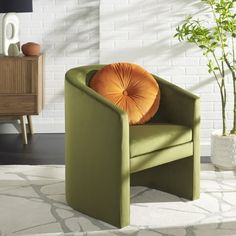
<box><xmin>131</xmin><ymin>156</ymin><xmax>200</xmax><ymax>200</ymax></box>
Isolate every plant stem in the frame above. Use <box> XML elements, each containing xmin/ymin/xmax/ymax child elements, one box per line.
<box><xmin>212</xmin><ymin>52</ymin><xmax>223</xmax><ymax>77</ymax></box>
<box><xmin>231</xmin><ymin>37</ymin><xmax>236</xmax><ymax>134</ymax></box>
<box><xmin>225</xmin><ymin>52</ymin><xmax>236</xmax><ymax>134</ymax></box>
<box><xmin>232</xmin><ymin>78</ymin><xmax>236</xmax><ymax>134</ymax></box>
<box><xmin>222</xmin><ymin>79</ymin><xmax>227</xmax><ymax>136</ymax></box>
<box><xmin>213</xmin><ymin>69</ymin><xmax>227</xmax><ymax>136</ymax></box>
<box><xmin>219</xmin><ymin>78</ymin><xmax>227</xmax><ymax>136</ymax></box>
<box><xmin>232</xmin><ymin>37</ymin><xmax>235</xmax><ymax>61</ymax></box>
<box><xmin>220</xmin><ymin>94</ymin><xmax>227</xmax><ymax>136</ymax></box>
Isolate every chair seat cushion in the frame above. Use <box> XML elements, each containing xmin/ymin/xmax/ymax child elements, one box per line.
<box><xmin>130</xmin><ymin>123</ymin><xmax>192</xmax><ymax>157</ymax></box>
<box><xmin>90</xmin><ymin>63</ymin><xmax>160</xmax><ymax>125</ymax></box>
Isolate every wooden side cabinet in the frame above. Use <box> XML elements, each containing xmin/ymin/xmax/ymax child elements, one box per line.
<box><xmin>0</xmin><ymin>54</ymin><xmax>43</xmax><ymax>144</ymax></box>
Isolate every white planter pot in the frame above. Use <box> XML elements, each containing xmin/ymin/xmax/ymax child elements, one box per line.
<box><xmin>211</xmin><ymin>130</ymin><xmax>236</xmax><ymax>170</ymax></box>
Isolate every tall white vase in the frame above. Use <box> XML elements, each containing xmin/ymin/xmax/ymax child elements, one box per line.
<box><xmin>2</xmin><ymin>13</ymin><xmax>20</xmax><ymax>56</ymax></box>
<box><xmin>211</xmin><ymin>130</ymin><xmax>236</xmax><ymax>170</ymax></box>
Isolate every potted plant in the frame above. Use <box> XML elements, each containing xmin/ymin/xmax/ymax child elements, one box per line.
<box><xmin>175</xmin><ymin>0</ymin><xmax>236</xmax><ymax>169</ymax></box>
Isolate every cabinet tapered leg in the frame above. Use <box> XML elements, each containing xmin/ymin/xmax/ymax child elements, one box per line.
<box><xmin>20</xmin><ymin>116</ymin><xmax>27</xmax><ymax>145</ymax></box>
<box><xmin>27</xmin><ymin>115</ymin><xmax>33</xmax><ymax>134</ymax></box>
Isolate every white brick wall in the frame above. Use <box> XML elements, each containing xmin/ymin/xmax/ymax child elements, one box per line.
<box><xmin>0</xmin><ymin>0</ymin><xmax>100</xmax><ymax>133</ymax></box>
<box><xmin>0</xmin><ymin>0</ymin><xmax>231</xmax><ymax>155</ymax></box>
<box><xmin>100</xmin><ymin>0</ymin><xmax>233</xmax><ymax>155</ymax></box>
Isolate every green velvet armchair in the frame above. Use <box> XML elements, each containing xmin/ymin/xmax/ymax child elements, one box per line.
<box><xmin>65</xmin><ymin>65</ymin><xmax>200</xmax><ymax>228</ymax></box>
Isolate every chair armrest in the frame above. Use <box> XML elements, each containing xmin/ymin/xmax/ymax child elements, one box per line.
<box><xmin>152</xmin><ymin>75</ymin><xmax>200</xmax><ymax>163</ymax></box>
<box><xmin>65</xmin><ymin>71</ymin><xmax>130</xmax><ymax>226</ymax></box>
<box><xmin>152</xmin><ymin>75</ymin><xmax>201</xmax><ymax>199</ymax></box>
<box><xmin>152</xmin><ymin>75</ymin><xmax>200</xmax><ymax>129</ymax></box>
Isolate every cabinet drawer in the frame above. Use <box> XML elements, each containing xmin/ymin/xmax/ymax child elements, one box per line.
<box><xmin>0</xmin><ymin>59</ymin><xmax>37</xmax><ymax>94</ymax></box>
<box><xmin>0</xmin><ymin>95</ymin><xmax>38</xmax><ymax>115</ymax></box>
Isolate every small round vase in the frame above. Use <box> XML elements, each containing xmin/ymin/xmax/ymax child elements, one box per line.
<box><xmin>8</xmin><ymin>43</ymin><xmax>20</xmax><ymax>56</ymax></box>
<box><xmin>22</xmin><ymin>42</ymin><xmax>41</xmax><ymax>56</ymax></box>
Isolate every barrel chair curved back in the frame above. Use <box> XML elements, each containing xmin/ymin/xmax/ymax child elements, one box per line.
<box><xmin>65</xmin><ymin>65</ymin><xmax>200</xmax><ymax>228</ymax></box>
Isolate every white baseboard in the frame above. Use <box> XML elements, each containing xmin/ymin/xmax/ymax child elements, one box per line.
<box><xmin>0</xmin><ymin>122</ymin><xmax>211</xmax><ymax>156</ymax></box>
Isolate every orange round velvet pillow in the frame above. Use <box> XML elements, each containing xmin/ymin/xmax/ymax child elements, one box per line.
<box><xmin>90</xmin><ymin>63</ymin><xmax>160</xmax><ymax>125</ymax></box>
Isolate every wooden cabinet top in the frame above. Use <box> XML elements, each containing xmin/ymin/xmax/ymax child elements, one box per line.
<box><xmin>0</xmin><ymin>54</ymin><xmax>43</xmax><ymax>61</ymax></box>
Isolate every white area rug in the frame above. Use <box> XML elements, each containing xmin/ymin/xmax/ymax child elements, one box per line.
<box><xmin>0</xmin><ymin>164</ymin><xmax>236</xmax><ymax>236</ymax></box>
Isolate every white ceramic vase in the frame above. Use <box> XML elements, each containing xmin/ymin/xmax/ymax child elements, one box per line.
<box><xmin>211</xmin><ymin>130</ymin><xmax>236</xmax><ymax>170</ymax></box>
<box><xmin>2</xmin><ymin>13</ymin><xmax>20</xmax><ymax>56</ymax></box>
